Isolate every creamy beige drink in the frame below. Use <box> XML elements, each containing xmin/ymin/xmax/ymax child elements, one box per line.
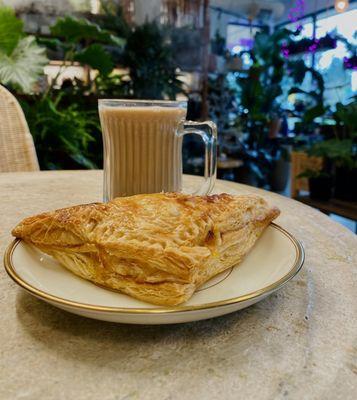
<box><xmin>99</xmin><ymin>104</ymin><xmax>186</xmax><ymax>199</ymax></box>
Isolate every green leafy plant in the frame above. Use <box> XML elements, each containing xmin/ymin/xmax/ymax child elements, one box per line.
<box><xmin>50</xmin><ymin>16</ymin><xmax>124</xmax><ymax>46</ymax></box>
<box><xmin>122</xmin><ymin>22</ymin><xmax>183</xmax><ymax>99</ymax></box>
<box><xmin>25</xmin><ymin>15</ymin><xmax>128</xmax><ymax>170</ymax></box>
<box><xmin>208</xmin><ymin>73</ymin><xmax>237</xmax><ymax>133</ymax></box>
<box><xmin>95</xmin><ymin>0</ymin><xmax>131</xmax><ymax>39</ymax></box>
<box><xmin>75</xmin><ymin>43</ymin><xmax>114</xmax><ymax>76</ymax></box>
<box><xmin>21</xmin><ymin>94</ymin><xmax>100</xmax><ymax>170</ymax></box>
<box><xmin>333</xmin><ymin>100</ymin><xmax>357</xmax><ymax>139</ymax></box>
<box><xmin>237</xmin><ymin>26</ymin><xmax>327</xmax><ymax>149</ymax></box>
<box><xmin>237</xmin><ymin>28</ymin><xmax>293</xmax><ymax>147</ymax></box>
<box><xmin>308</xmin><ymin>139</ymin><xmax>356</xmax><ymax>170</ymax></box>
<box><xmin>0</xmin><ymin>7</ymin><xmax>47</xmax><ymax>93</ymax></box>
<box><xmin>288</xmin><ymin>59</ymin><xmax>326</xmax><ymax>124</ymax></box>
<box><xmin>40</xmin><ymin>15</ymin><xmax>125</xmax><ymax>95</ymax></box>
<box><xmin>94</xmin><ymin>73</ymin><xmax>126</xmax><ymax>98</ymax></box>
<box><xmin>305</xmin><ymin>99</ymin><xmax>357</xmax><ymax>171</ymax></box>
<box><xmin>234</xmin><ymin>27</ymin><xmax>326</xmax><ymax>190</ymax></box>
<box><xmin>4</xmin><ymin>8</ymin><xmax>184</xmax><ymax>171</ymax></box>
<box><xmin>0</xmin><ymin>6</ymin><xmax>23</xmax><ymax>54</ymax></box>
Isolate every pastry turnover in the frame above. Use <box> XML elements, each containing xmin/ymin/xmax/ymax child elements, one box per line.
<box><xmin>12</xmin><ymin>193</ymin><xmax>279</xmax><ymax>306</ymax></box>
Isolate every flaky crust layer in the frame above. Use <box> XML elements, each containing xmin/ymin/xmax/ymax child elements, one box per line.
<box><xmin>12</xmin><ymin>193</ymin><xmax>280</xmax><ymax>305</ymax></box>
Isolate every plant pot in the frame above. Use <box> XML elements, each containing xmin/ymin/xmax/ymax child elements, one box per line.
<box><xmin>334</xmin><ymin>167</ymin><xmax>357</xmax><ymax>201</ymax></box>
<box><xmin>308</xmin><ymin>176</ymin><xmax>332</xmax><ymax>201</ymax></box>
<box><xmin>268</xmin><ymin>118</ymin><xmax>282</xmax><ymax>139</ymax></box>
<box><xmin>270</xmin><ymin>157</ymin><xmax>290</xmax><ymax>192</ymax></box>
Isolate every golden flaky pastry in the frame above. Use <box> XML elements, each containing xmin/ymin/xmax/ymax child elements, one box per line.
<box><xmin>12</xmin><ymin>193</ymin><xmax>279</xmax><ymax>306</ymax></box>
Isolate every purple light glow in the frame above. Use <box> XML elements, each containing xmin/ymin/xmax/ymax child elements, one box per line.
<box><xmin>281</xmin><ymin>43</ymin><xmax>290</xmax><ymax>58</ymax></box>
<box><xmin>308</xmin><ymin>44</ymin><xmax>318</xmax><ymax>52</ymax></box>
<box><xmin>308</xmin><ymin>39</ymin><xmax>319</xmax><ymax>53</ymax></box>
<box><xmin>239</xmin><ymin>38</ymin><xmax>254</xmax><ymax>49</ymax></box>
<box><xmin>343</xmin><ymin>56</ymin><xmax>357</xmax><ymax>70</ymax></box>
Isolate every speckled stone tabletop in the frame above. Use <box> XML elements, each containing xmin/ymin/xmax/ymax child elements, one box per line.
<box><xmin>1</xmin><ymin>171</ymin><xmax>356</xmax><ymax>400</ymax></box>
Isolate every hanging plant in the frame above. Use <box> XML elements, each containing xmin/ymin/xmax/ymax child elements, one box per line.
<box><xmin>281</xmin><ymin>33</ymin><xmax>337</xmax><ymax>57</ymax></box>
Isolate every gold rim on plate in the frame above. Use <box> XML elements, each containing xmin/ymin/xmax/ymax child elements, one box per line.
<box><xmin>3</xmin><ymin>223</ymin><xmax>304</xmax><ymax>314</ymax></box>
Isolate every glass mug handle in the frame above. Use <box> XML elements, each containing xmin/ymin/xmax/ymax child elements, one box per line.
<box><xmin>178</xmin><ymin>120</ymin><xmax>217</xmax><ymax>195</ymax></box>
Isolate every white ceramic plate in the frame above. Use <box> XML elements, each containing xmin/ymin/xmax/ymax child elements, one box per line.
<box><xmin>4</xmin><ymin>224</ymin><xmax>304</xmax><ymax>324</ymax></box>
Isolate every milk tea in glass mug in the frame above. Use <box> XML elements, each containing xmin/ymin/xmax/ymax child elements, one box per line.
<box><xmin>98</xmin><ymin>99</ymin><xmax>217</xmax><ymax>201</ymax></box>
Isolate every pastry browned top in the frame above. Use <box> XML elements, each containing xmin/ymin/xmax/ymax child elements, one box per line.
<box><xmin>12</xmin><ymin>192</ymin><xmax>279</xmax><ymax>261</ymax></box>
<box><xmin>12</xmin><ymin>193</ymin><xmax>280</xmax><ymax>305</ymax></box>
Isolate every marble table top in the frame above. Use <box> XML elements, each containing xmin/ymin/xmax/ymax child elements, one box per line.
<box><xmin>1</xmin><ymin>171</ymin><xmax>356</xmax><ymax>400</ymax></box>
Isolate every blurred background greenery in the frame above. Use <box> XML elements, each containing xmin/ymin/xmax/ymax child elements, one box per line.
<box><xmin>0</xmin><ymin>0</ymin><xmax>356</xmax><ymax>199</ymax></box>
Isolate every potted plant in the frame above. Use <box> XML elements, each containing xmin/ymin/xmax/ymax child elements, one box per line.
<box><xmin>308</xmin><ymin>100</ymin><xmax>357</xmax><ymax>201</ymax></box>
<box><xmin>237</xmin><ymin>29</ymin><xmax>293</xmax><ymax>154</ymax></box>
<box><xmin>270</xmin><ymin>143</ymin><xmax>291</xmax><ymax>192</ymax></box>
<box><xmin>333</xmin><ymin>101</ymin><xmax>357</xmax><ymax>200</ymax></box>
<box><xmin>308</xmin><ymin>139</ymin><xmax>357</xmax><ymax>201</ymax></box>
<box><xmin>235</xmin><ymin>28</ymin><xmax>324</xmax><ymax>191</ymax></box>
<box><xmin>335</xmin><ymin>163</ymin><xmax>357</xmax><ymax>201</ymax></box>
<box><xmin>298</xmin><ymin>169</ymin><xmax>332</xmax><ymax>201</ymax></box>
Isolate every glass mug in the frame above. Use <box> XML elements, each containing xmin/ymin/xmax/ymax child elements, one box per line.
<box><xmin>98</xmin><ymin>99</ymin><xmax>217</xmax><ymax>201</ymax></box>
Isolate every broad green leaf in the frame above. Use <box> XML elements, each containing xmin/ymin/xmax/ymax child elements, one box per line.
<box><xmin>74</xmin><ymin>44</ymin><xmax>113</xmax><ymax>75</ymax></box>
<box><xmin>0</xmin><ymin>7</ymin><xmax>23</xmax><ymax>55</ymax></box>
<box><xmin>0</xmin><ymin>36</ymin><xmax>48</xmax><ymax>93</ymax></box>
<box><xmin>50</xmin><ymin>16</ymin><xmax>124</xmax><ymax>46</ymax></box>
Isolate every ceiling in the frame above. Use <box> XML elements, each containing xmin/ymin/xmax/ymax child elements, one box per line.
<box><xmin>5</xmin><ymin>0</ymin><xmax>355</xmax><ymax>26</ymax></box>
<box><xmin>209</xmin><ymin>0</ymin><xmax>339</xmax><ymax>24</ymax></box>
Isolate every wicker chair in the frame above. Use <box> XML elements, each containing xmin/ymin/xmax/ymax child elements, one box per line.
<box><xmin>0</xmin><ymin>85</ymin><xmax>39</xmax><ymax>172</ymax></box>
